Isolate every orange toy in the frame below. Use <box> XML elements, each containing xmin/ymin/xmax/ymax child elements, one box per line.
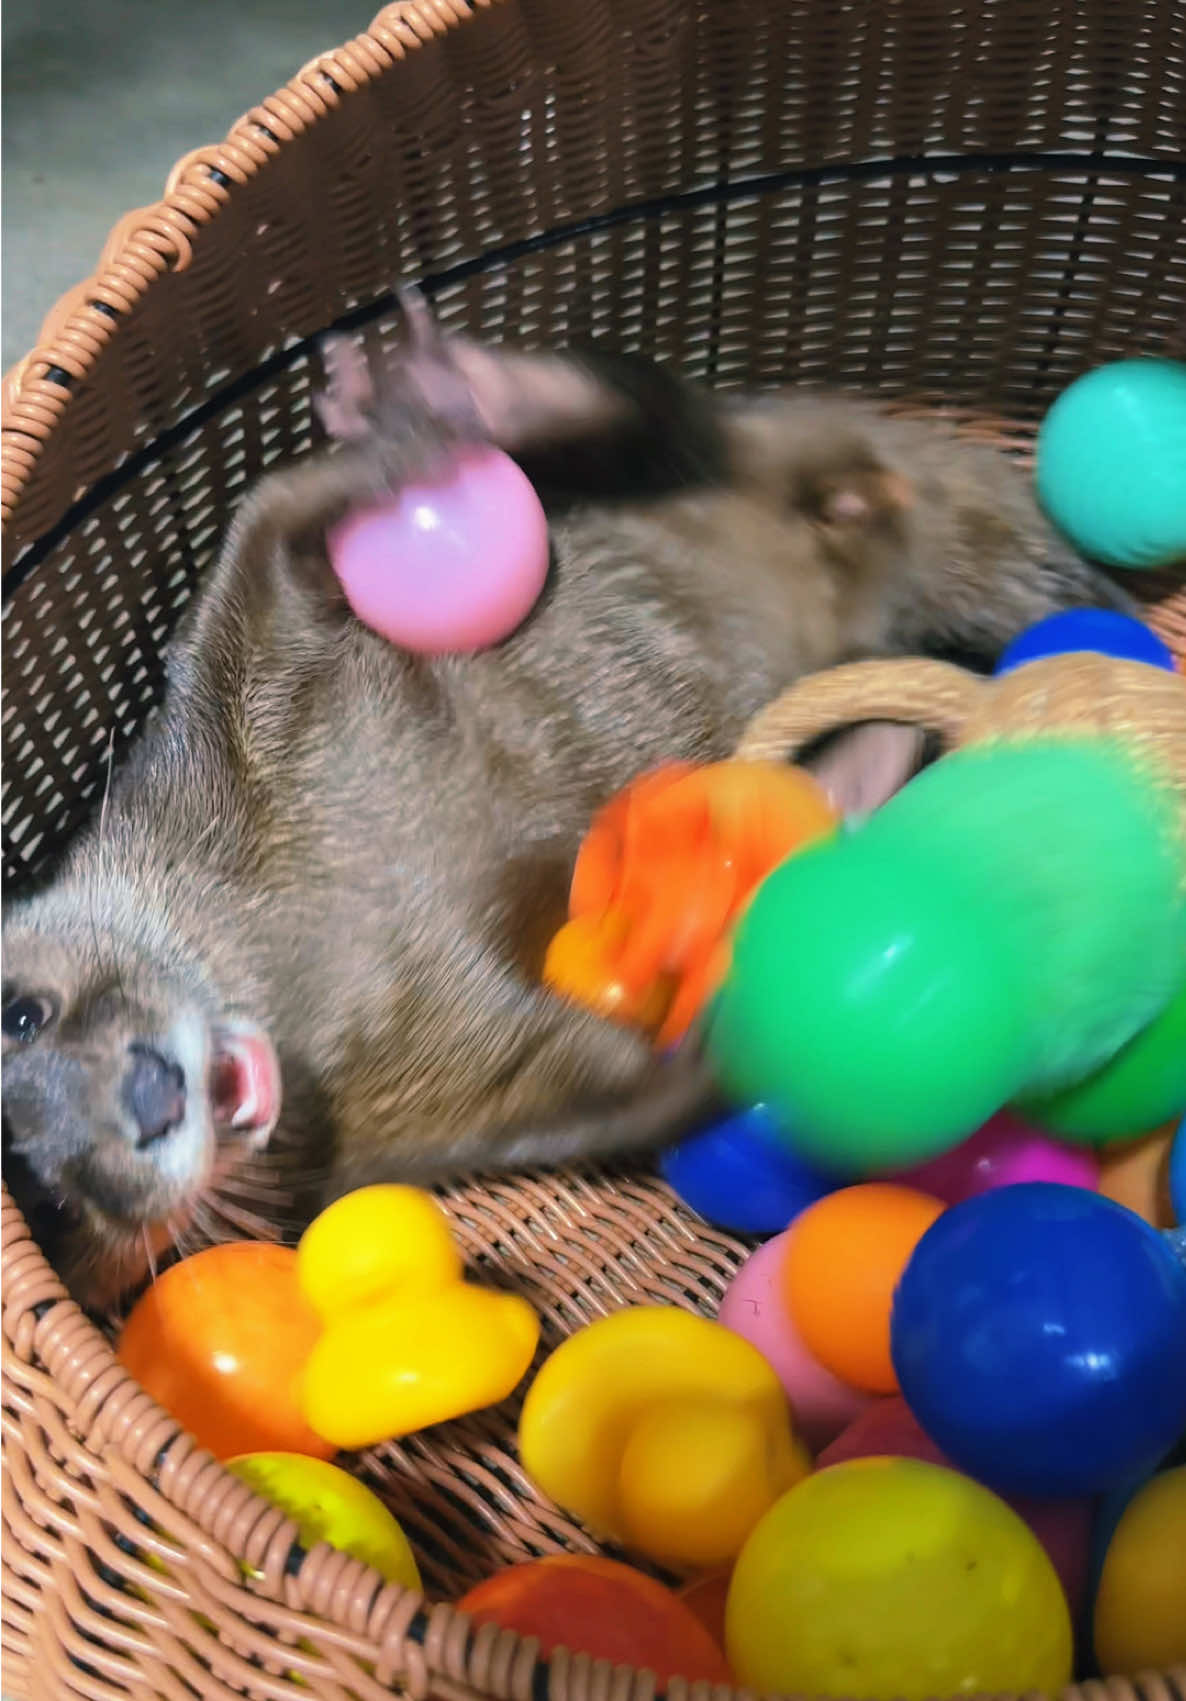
<box><xmin>678</xmin><ymin>1570</ymin><xmax>732</xmax><ymax>1650</ymax></box>
<box><xmin>545</xmin><ymin>759</ymin><xmax>838</xmax><ymax>1045</ymax></box>
<box><xmin>784</xmin><ymin>1184</ymin><xmax>945</xmax><ymax>1393</ymax></box>
<box><xmin>118</xmin><ymin>1243</ymin><xmax>335</xmax><ymax>1462</ymax></box>
<box><xmin>457</xmin><ymin>1554</ymin><xmax>733</xmax><ymax>1684</ymax></box>
<box><xmin>1096</xmin><ymin>1125</ymin><xmax>1176</xmax><ymax>1228</ymax></box>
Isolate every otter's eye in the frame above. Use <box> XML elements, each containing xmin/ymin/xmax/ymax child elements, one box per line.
<box><xmin>1</xmin><ymin>995</ymin><xmax>56</xmax><ymax>1045</ymax></box>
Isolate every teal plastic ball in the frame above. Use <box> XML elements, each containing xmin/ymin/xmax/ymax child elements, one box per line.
<box><xmin>703</xmin><ymin>835</ymin><xmax>1032</xmax><ymax>1174</ymax></box>
<box><xmin>1036</xmin><ymin>359</ymin><xmax>1186</xmax><ymax>569</ymax></box>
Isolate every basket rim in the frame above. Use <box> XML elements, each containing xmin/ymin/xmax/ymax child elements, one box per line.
<box><xmin>0</xmin><ymin>0</ymin><xmax>493</xmax><ymax>534</ymax></box>
<box><xmin>2</xmin><ymin>0</ymin><xmax>1184</xmax><ymax>1690</ymax></box>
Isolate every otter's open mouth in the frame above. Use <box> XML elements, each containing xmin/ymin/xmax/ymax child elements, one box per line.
<box><xmin>209</xmin><ymin>1021</ymin><xmax>282</xmax><ymax>1146</ymax></box>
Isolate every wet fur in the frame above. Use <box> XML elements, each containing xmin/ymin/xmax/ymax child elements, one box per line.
<box><xmin>2</xmin><ymin>322</ymin><xmax>1127</xmax><ymax>1306</ymax></box>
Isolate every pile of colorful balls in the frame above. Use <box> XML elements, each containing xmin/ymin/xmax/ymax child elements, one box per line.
<box><xmin>115</xmin><ymin>359</ymin><xmax>1186</xmax><ymax>1698</ymax></box>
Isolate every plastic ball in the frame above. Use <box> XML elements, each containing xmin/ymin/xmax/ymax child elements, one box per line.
<box><xmin>1096</xmin><ymin>1125</ymin><xmax>1176</xmax><ymax>1228</ymax></box>
<box><xmin>1171</xmin><ymin>1117</ymin><xmax>1186</xmax><ymax>1224</ymax></box>
<box><xmin>784</xmin><ymin>1185</ymin><xmax>944</xmax><ymax>1394</ymax></box>
<box><xmin>677</xmin><ymin>1571</ymin><xmax>731</xmax><ymax>1650</ymax></box>
<box><xmin>995</xmin><ymin>607</ymin><xmax>1176</xmax><ymax>675</ymax></box>
<box><xmin>1087</xmin><ymin>1469</ymin><xmax>1151</xmax><ymax>1627</ymax></box>
<box><xmin>1093</xmin><ymin>1466</ymin><xmax>1186</xmax><ymax>1674</ymax></box>
<box><xmin>456</xmin><ymin>1555</ymin><xmax>733</xmax><ymax>1684</ymax></box>
<box><xmin>718</xmin><ymin>1230</ymin><xmax>871</xmax><ymax>1450</ymax></box>
<box><xmin>227</xmin><ymin>1453</ymin><xmax>422</xmax><ymax>1589</ymax></box>
<box><xmin>724</xmin><ymin>1458</ymin><xmax>1073</xmax><ymax>1699</ymax></box>
<box><xmin>117</xmin><ymin>1244</ymin><xmax>334</xmax><ymax>1462</ymax></box>
<box><xmin>1035</xmin><ymin>358</ymin><xmax>1186</xmax><ymax>569</ymax></box>
<box><xmin>705</xmin><ymin>834</ymin><xmax>1031</xmax><ymax>1171</ymax></box>
<box><xmin>326</xmin><ymin>446</ymin><xmax>549</xmax><ymax>653</ymax></box>
<box><xmin>816</xmin><ymin>1398</ymin><xmax>1093</xmax><ymax>1619</ymax></box>
<box><xmin>891</xmin><ymin>1183</ymin><xmax>1186</xmax><ymax>1497</ymax></box>
<box><xmin>660</xmin><ymin>1103</ymin><xmax>839</xmax><ymax>1235</ymax></box>
<box><xmin>1020</xmin><ymin>975</ymin><xmax>1186</xmax><ymax>1142</ymax></box>
<box><xmin>894</xmin><ymin>1109</ymin><xmax>1098</xmax><ymax>1203</ymax></box>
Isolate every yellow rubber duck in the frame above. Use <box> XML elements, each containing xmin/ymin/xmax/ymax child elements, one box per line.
<box><xmin>298</xmin><ymin>1185</ymin><xmax>539</xmax><ymax>1450</ymax></box>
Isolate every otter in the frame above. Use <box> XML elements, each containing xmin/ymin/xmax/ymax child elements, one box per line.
<box><xmin>1</xmin><ymin>297</ymin><xmax>1128</xmax><ymax>1308</ymax></box>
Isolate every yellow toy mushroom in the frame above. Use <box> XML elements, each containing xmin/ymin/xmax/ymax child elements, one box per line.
<box><xmin>518</xmin><ymin>1305</ymin><xmax>811</xmax><ymax>1571</ymax></box>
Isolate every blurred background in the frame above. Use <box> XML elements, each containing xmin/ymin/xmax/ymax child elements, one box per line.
<box><xmin>3</xmin><ymin>0</ymin><xmax>368</xmax><ymax>370</ymax></box>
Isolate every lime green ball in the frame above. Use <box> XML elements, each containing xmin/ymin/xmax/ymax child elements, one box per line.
<box><xmin>1036</xmin><ymin>359</ymin><xmax>1186</xmax><ymax>569</ymax></box>
<box><xmin>704</xmin><ymin>835</ymin><xmax>1032</xmax><ymax>1173</ymax></box>
<box><xmin>1019</xmin><ymin>976</ymin><xmax>1186</xmax><ymax>1143</ymax></box>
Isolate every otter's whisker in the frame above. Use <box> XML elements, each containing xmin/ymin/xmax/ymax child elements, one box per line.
<box><xmin>203</xmin><ymin>1193</ymin><xmax>282</xmax><ymax>1244</ymax></box>
<box><xmin>89</xmin><ymin>728</ymin><xmax>134</xmax><ymax>1019</ymax></box>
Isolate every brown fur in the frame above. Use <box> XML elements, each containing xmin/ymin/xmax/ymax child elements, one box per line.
<box><xmin>2</xmin><ymin>313</ymin><xmax>1128</xmax><ymax>1307</ymax></box>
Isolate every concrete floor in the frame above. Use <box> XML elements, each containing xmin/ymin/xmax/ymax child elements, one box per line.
<box><xmin>3</xmin><ymin>0</ymin><xmax>373</xmax><ymax>371</ymax></box>
<box><xmin>4</xmin><ymin>14</ymin><xmax>376</xmax><ymax>1689</ymax></box>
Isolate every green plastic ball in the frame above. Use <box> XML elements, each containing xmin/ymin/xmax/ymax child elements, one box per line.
<box><xmin>1036</xmin><ymin>359</ymin><xmax>1186</xmax><ymax>569</ymax></box>
<box><xmin>704</xmin><ymin>835</ymin><xmax>1032</xmax><ymax>1173</ymax></box>
<box><xmin>1019</xmin><ymin>976</ymin><xmax>1186</xmax><ymax>1143</ymax></box>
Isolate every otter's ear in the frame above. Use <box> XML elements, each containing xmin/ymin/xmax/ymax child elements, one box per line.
<box><xmin>804</xmin><ymin>721</ymin><xmax>927</xmax><ymax>820</ymax></box>
<box><xmin>797</xmin><ymin>458</ymin><xmax>915</xmax><ymax>530</ymax></box>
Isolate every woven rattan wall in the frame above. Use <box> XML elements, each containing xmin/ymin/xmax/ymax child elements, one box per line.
<box><xmin>2</xmin><ymin>1</ymin><xmax>1185</xmax><ymax>1697</ymax></box>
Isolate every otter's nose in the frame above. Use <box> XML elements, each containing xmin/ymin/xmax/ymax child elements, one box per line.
<box><xmin>122</xmin><ymin>1044</ymin><xmax>186</xmax><ymax>1148</ymax></box>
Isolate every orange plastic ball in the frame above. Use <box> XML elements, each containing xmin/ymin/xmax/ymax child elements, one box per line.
<box><xmin>457</xmin><ymin>1555</ymin><xmax>733</xmax><ymax>1684</ymax></box>
<box><xmin>784</xmin><ymin>1185</ymin><xmax>945</xmax><ymax>1393</ymax></box>
<box><xmin>118</xmin><ymin>1243</ymin><xmax>335</xmax><ymax>1462</ymax></box>
<box><xmin>1097</xmin><ymin>1124</ymin><xmax>1176</xmax><ymax>1228</ymax></box>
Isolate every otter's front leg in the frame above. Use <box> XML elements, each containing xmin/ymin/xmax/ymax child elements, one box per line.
<box><xmin>324</xmin><ymin>980</ymin><xmax>719</xmax><ymax>1198</ymax></box>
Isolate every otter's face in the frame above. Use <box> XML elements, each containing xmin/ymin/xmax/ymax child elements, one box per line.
<box><xmin>1</xmin><ymin>913</ymin><xmax>280</xmax><ymax>1308</ymax></box>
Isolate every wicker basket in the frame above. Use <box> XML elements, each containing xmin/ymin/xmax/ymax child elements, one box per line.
<box><xmin>3</xmin><ymin>1</ymin><xmax>1185</xmax><ymax>1696</ymax></box>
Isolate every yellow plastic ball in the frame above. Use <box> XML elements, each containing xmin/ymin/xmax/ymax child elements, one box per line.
<box><xmin>227</xmin><ymin>1452</ymin><xmax>422</xmax><ymax>1590</ymax></box>
<box><xmin>297</xmin><ymin>1184</ymin><xmax>462</xmax><ymax>1321</ymax></box>
<box><xmin>726</xmin><ymin>1458</ymin><xmax>1073</xmax><ymax>1700</ymax></box>
<box><xmin>1094</xmin><ymin>1466</ymin><xmax>1186</xmax><ymax>1675</ymax></box>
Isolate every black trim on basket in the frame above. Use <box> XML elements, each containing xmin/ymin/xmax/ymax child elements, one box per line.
<box><xmin>4</xmin><ymin>147</ymin><xmax>1183</xmax><ymax>606</ymax></box>
<box><xmin>322</xmin><ymin>1594</ymin><xmax>578</xmax><ymax>1701</ymax></box>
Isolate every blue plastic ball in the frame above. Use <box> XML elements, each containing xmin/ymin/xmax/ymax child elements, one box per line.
<box><xmin>1036</xmin><ymin>358</ymin><xmax>1186</xmax><ymax>569</ymax></box>
<box><xmin>659</xmin><ymin>1103</ymin><xmax>838</xmax><ymax>1235</ymax></box>
<box><xmin>995</xmin><ymin>609</ymin><xmax>1176</xmax><ymax>677</ymax></box>
<box><xmin>1170</xmin><ymin>1118</ymin><xmax>1186</xmax><ymax>1227</ymax></box>
<box><xmin>890</xmin><ymin>1183</ymin><xmax>1186</xmax><ymax>1499</ymax></box>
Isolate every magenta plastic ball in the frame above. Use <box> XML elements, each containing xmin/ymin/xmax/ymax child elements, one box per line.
<box><xmin>894</xmin><ymin>1111</ymin><xmax>1099</xmax><ymax>1205</ymax></box>
<box><xmin>817</xmin><ymin>1397</ymin><xmax>1092</xmax><ymax>1617</ymax></box>
<box><xmin>326</xmin><ymin>447</ymin><xmax>550</xmax><ymax>653</ymax></box>
<box><xmin>717</xmin><ymin>1230</ymin><xmax>870</xmax><ymax>1451</ymax></box>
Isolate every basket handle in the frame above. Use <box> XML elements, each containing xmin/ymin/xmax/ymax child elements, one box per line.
<box><xmin>733</xmin><ymin>657</ymin><xmax>985</xmax><ymax>765</ymax></box>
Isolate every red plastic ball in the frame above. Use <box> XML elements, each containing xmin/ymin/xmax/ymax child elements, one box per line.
<box><xmin>456</xmin><ymin>1555</ymin><xmax>732</xmax><ymax>1683</ymax></box>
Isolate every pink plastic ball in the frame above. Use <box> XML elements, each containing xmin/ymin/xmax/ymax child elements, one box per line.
<box><xmin>326</xmin><ymin>446</ymin><xmax>550</xmax><ymax>654</ymax></box>
<box><xmin>818</xmin><ymin>1397</ymin><xmax>1093</xmax><ymax>1617</ymax></box>
<box><xmin>894</xmin><ymin>1111</ymin><xmax>1098</xmax><ymax>1205</ymax></box>
<box><xmin>717</xmin><ymin>1229</ymin><xmax>870</xmax><ymax>1452</ymax></box>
